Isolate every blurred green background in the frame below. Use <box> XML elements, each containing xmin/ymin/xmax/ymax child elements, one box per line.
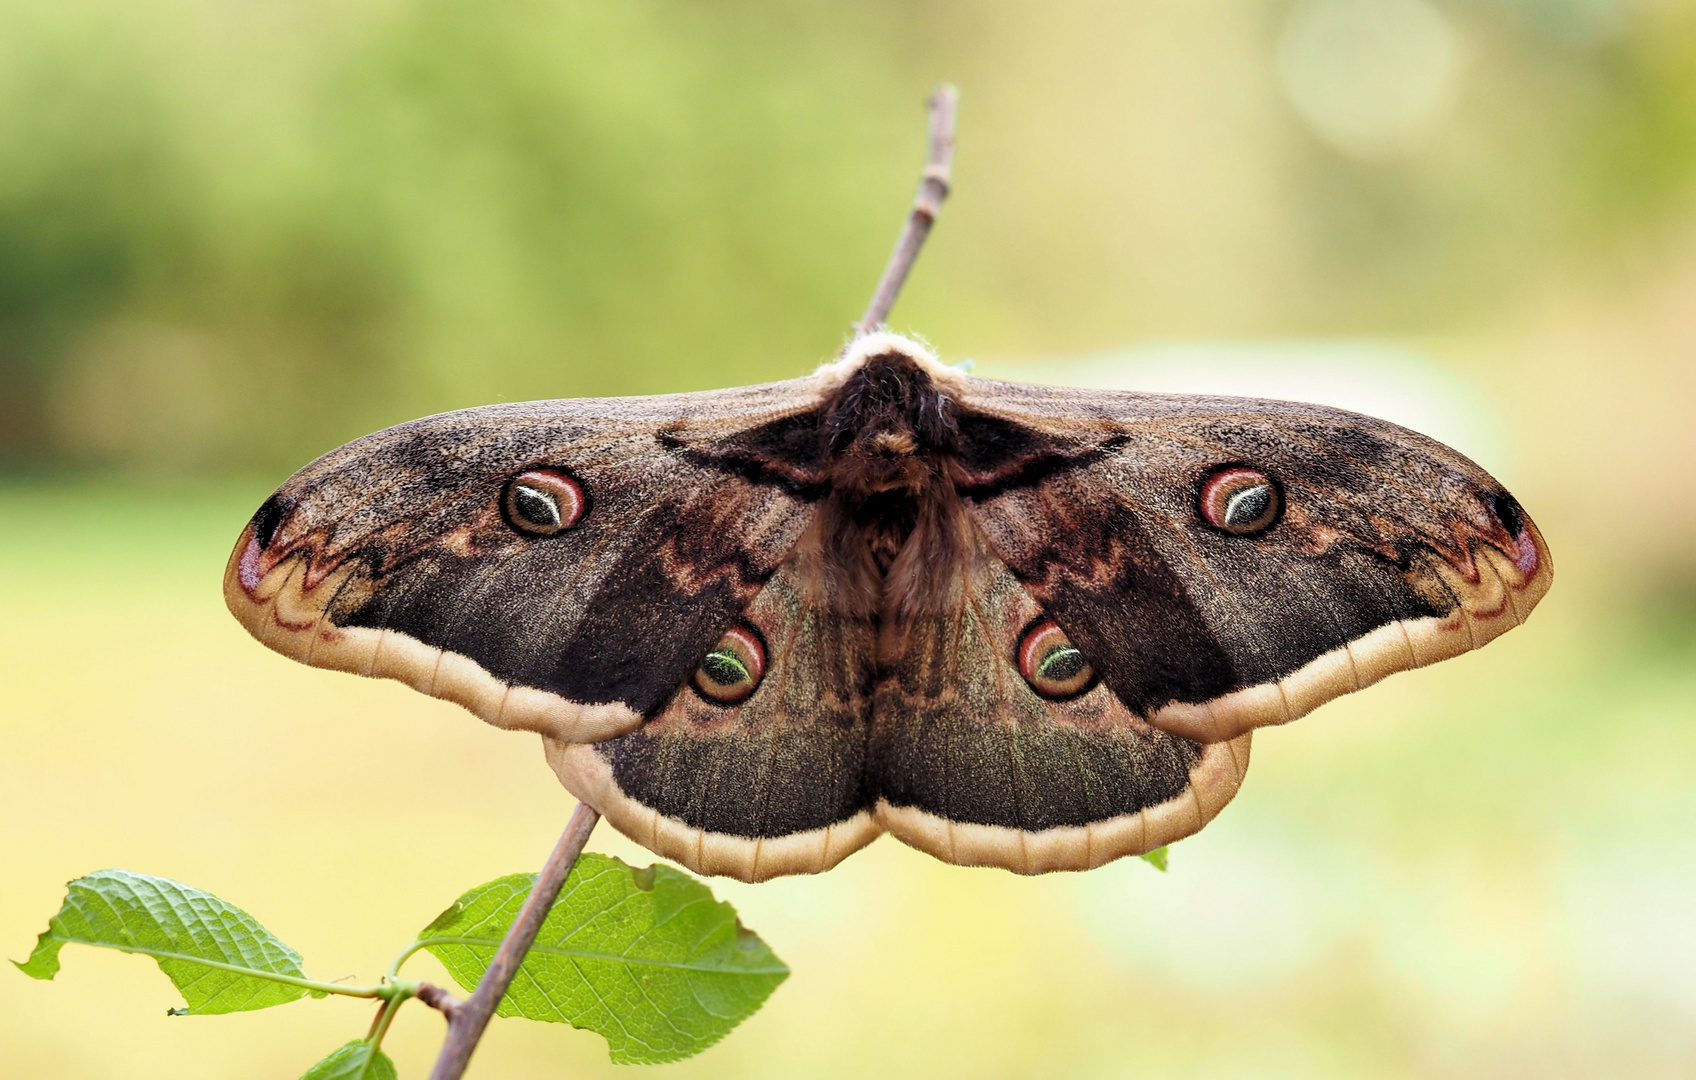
<box><xmin>3</xmin><ymin>0</ymin><xmax>1694</xmax><ymax>1077</ymax></box>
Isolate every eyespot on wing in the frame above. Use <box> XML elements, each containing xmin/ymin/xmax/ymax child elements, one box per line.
<box><xmin>692</xmin><ymin>623</ymin><xmax>767</xmax><ymax>706</ymax></box>
<box><xmin>502</xmin><ymin>469</ymin><xmax>587</xmax><ymax>536</ymax></box>
<box><xmin>1017</xmin><ymin>619</ymin><xmax>1096</xmax><ymax>700</ymax></box>
<box><xmin>1198</xmin><ymin>465</ymin><xmax>1281</xmax><ymax>535</ymax></box>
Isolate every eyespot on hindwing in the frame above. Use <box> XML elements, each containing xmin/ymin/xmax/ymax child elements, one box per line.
<box><xmin>1017</xmin><ymin>619</ymin><xmax>1095</xmax><ymax>700</ymax></box>
<box><xmin>693</xmin><ymin>624</ymin><xmax>767</xmax><ymax>705</ymax></box>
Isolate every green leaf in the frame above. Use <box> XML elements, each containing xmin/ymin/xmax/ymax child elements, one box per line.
<box><xmin>1140</xmin><ymin>846</ymin><xmax>1169</xmax><ymax>872</ymax></box>
<box><xmin>14</xmin><ymin>868</ymin><xmax>319</xmax><ymax>1014</ymax></box>
<box><xmin>299</xmin><ymin>1040</ymin><xmax>397</xmax><ymax>1080</ymax></box>
<box><xmin>418</xmin><ymin>854</ymin><xmax>788</xmax><ymax>1065</ymax></box>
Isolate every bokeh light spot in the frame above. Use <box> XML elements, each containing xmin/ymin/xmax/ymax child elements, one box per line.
<box><xmin>1277</xmin><ymin>0</ymin><xmax>1460</xmax><ymax>158</ymax></box>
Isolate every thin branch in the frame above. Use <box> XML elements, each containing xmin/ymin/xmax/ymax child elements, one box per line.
<box><xmin>855</xmin><ymin>84</ymin><xmax>959</xmax><ymax>335</ymax></box>
<box><xmin>419</xmin><ymin>87</ymin><xmax>957</xmax><ymax>1079</ymax></box>
<box><xmin>426</xmin><ymin>802</ymin><xmax>602</xmax><ymax>1080</ymax></box>
<box><xmin>415</xmin><ymin>981</ymin><xmax>463</xmax><ymax>1019</ymax></box>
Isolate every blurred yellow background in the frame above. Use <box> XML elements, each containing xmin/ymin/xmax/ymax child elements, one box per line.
<box><xmin>3</xmin><ymin>1</ymin><xmax>1694</xmax><ymax>1077</ymax></box>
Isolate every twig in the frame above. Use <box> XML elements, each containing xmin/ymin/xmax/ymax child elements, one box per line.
<box><xmin>854</xmin><ymin>84</ymin><xmax>959</xmax><ymax>335</ymax></box>
<box><xmin>419</xmin><ymin>87</ymin><xmax>957</xmax><ymax>1079</ymax></box>
<box><xmin>425</xmin><ymin>802</ymin><xmax>602</xmax><ymax>1080</ymax></box>
<box><xmin>415</xmin><ymin>981</ymin><xmax>463</xmax><ymax>1019</ymax></box>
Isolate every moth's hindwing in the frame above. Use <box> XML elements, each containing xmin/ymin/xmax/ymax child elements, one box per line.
<box><xmin>547</xmin><ymin>527</ymin><xmax>881</xmax><ymax>882</ymax></box>
<box><xmin>548</xmin><ymin>520</ymin><xmax>1247</xmax><ymax>880</ymax></box>
<box><xmin>868</xmin><ymin>538</ymin><xmax>1251</xmax><ymax>874</ymax></box>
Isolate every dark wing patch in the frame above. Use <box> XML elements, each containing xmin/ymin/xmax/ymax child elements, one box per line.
<box><xmin>224</xmin><ymin>382</ymin><xmax>832</xmax><ymax>743</ymax></box>
<box><xmin>952</xmin><ymin>379</ymin><xmax>1554</xmax><ymax>743</ymax></box>
<box><xmin>867</xmin><ymin>531</ymin><xmax>1250</xmax><ymax>875</ymax></box>
<box><xmin>548</xmin><ymin>529</ymin><xmax>881</xmax><ymax>882</ymax></box>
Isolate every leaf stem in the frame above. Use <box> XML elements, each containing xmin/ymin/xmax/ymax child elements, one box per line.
<box><xmin>386</xmin><ymin>940</ymin><xmax>429</xmax><ymax>981</ymax></box>
<box><xmin>365</xmin><ymin>989</ymin><xmax>405</xmax><ymax>1053</ymax></box>
<box><xmin>426</xmin><ymin>802</ymin><xmax>601</xmax><ymax>1080</ymax></box>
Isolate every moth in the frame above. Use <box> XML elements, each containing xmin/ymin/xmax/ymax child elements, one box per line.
<box><xmin>225</xmin><ymin>330</ymin><xmax>1551</xmax><ymax>881</ymax></box>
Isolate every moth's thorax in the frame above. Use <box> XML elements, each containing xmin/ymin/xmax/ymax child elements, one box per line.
<box><xmin>823</xmin><ymin>348</ymin><xmax>959</xmax><ymax>494</ymax></box>
<box><xmin>815</xmin><ymin>334</ymin><xmax>973</xmax><ymax>607</ymax></box>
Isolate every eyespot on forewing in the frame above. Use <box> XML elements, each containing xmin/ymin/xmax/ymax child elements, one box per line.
<box><xmin>1017</xmin><ymin>619</ymin><xmax>1095</xmax><ymax>700</ymax></box>
<box><xmin>1199</xmin><ymin>466</ymin><xmax>1281</xmax><ymax>535</ymax></box>
<box><xmin>502</xmin><ymin>470</ymin><xmax>587</xmax><ymax>536</ymax></box>
<box><xmin>693</xmin><ymin>624</ymin><xmax>767</xmax><ymax>706</ymax></box>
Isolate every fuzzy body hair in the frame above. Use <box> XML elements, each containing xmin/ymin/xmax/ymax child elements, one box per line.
<box><xmin>812</xmin><ymin>334</ymin><xmax>981</xmax><ymax>625</ymax></box>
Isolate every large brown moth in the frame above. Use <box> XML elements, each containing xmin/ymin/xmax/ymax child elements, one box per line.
<box><xmin>223</xmin><ymin>328</ymin><xmax>1552</xmax><ymax>882</ymax></box>
<box><xmin>224</xmin><ymin>88</ymin><xmax>1550</xmax><ymax>884</ymax></box>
